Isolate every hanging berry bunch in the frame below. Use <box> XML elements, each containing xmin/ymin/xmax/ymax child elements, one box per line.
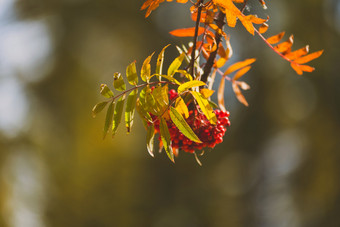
<box><xmin>92</xmin><ymin>0</ymin><xmax>323</xmax><ymax>163</ymax></box>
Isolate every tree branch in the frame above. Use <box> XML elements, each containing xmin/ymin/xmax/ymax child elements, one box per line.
<box><xmin>189</xmin><ymin>0</ymin><xmax>204</xmax><ymax>77</ymax></box>
<box><xmin>201</xmin><ymin>11</ymin><xmax>225</xmax><ymax>83</ymax></box>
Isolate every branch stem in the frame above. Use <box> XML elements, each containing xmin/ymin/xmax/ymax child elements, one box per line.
<box><xmin>201</xmin><ymin>11</ymin><xmax>225</xmax><ymax>83</ymax></box>
<box><xmin>189</xmin><ymin>0</ymin><xmax>204</xmax><ymax>77</ymax></box>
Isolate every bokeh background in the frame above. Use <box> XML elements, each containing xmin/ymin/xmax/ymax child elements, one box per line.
<box><xmin>0</xmin><ymin>0</ymin><xmax>339</xmax><ymax>226</ymax></box>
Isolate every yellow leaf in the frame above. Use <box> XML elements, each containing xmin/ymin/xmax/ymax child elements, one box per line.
<box><xmin>175</xmin><ymin>97</ymin><xmax>189</xmax><ymax>119</ymax></box>
<box><xmin>200</xmin><ymin>88</ymin><xmax>215</xmax><ymax>98</ymax></box>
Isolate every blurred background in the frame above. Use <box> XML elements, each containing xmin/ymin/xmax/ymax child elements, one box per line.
<box><xmin>0</xmin><ymin>0</ymin><xmax>339</xmax><ymax>226</ymax></box>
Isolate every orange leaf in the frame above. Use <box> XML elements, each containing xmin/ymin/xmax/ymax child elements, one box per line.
<box><xmin>294</xmin><ymin>50</ymin><xmax>324</xmax><ymax>64</ymax></box>
<box><xmin>224</xmin><ymin>58</ymin><xmax>256</xmax><ymax>75</ymax></box>
<box><xmin>244</xmin><ymin>15</ymin><xmax>268</xmax><ymax>24</ymax></box>
<box><xmin>218</xmin><ymin>77</ymin><xmax>226</xmax><ymax>112</ymax></box>
<box><xmin>274</xmin><ymin>35</ymin><xmax>294</xmax><ymax>53</ymax></box>
<box><xmin>284</xmin><ymin>45</ymin><xmax>309</xmax><ymax>60</ymax></box>
<box><xmin>238</xmin><ymin>15</ymin><xmax>255</xmax><ymax>35</ymax></box>
<box><xmin>233</xmin><ymin>66</ymin><xmax>251</xmax><ymax>81</ymax></box>
<box><xmin>259</xmin><ymin>23</ymin><xmax>269</xmax><ymax>34</ymax></box>
<box><xmin>290</xmin><ymin>63</ymin><xmax>303</xmax><ymax>75</ymax></box>
<box><xmin>169</xmin><ymin>27</ymin><xmax>205</xmax><ymax>37</ymax></box>
<box><xmin>232</xmin><ymin>81</ymin><xmax>248</xmax><ymax>106</ymax></box>
<box><xmin>266</xmin><ymin>31</ymin><xmax>285</xmax><ymax>44</ymax></box>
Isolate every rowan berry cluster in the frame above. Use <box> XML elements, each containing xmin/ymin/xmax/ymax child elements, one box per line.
<box><xmin>153</xmin><ymin>89</ymin><xmax>230</xmax><ymax>153</ymax></box>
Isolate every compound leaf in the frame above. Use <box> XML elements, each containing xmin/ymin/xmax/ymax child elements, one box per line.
<box><xmin>170</xmin><ymin>107</ymin><xmax>202</xmax><ymax>143</ymax></box>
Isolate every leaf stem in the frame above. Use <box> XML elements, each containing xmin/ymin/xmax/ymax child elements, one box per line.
<box><xmin>111</xmin><ymin>80</ymin><xmax>175</xmax><ymax>102</ymax></box>
<box><xmin>254</xmin><ymin>28</ymin><xmax>295</xmax><ymax>64</ymax></box>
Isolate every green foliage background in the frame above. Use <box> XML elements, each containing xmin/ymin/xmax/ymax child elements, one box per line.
<box><xmin>0</xmin><ymin>0</ymin><xmax>339</xmax><ymax>226</ymax></box>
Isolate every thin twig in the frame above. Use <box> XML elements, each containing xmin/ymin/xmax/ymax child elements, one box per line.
<box><xmin>189</xmin><ymin>0</ymin><xmax>204</xmax><ymax>77</ymax></box>
<box><xmin>201</xmin><ymin>11</ymin><xmax>225</xmax><ymax>83</ymax></box>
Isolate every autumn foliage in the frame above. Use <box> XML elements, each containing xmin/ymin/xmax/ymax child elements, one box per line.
<box><xmin>92</xmin><ymin>0</ymin><xmax>322</xmax><ymax>164</ymax></box>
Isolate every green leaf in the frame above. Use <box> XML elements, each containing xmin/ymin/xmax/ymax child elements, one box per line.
<box><xmin>141</xmin><ymin>52</ymin><xmax>154</xmax><ymax>82</ymax></box>
<box><xmin>113</xmin><ymin>72</ymin><xmax>126</xmax><ymax>91</ymax></box>
<box><xmin>146</xmin><ymin>125</ymin><xmax>155</xmax><ymax>157</ymax></box>
<box><xmin>191</xmin><ymin>91</ymin><xmax>217</xmax><ymax>124</ymax></box>
<box><xmin>178</xmin><ymin>80</ymin><xmax>206</xmax><ymax>93</ymax></box>
<box><xmin>157</xmin><ymin>75</ymin><xmax>181</xmax><ymax>85</ymax></box>
<box><xmin>100</xmin><ymin>84</ymin><xmax>114</xmax><ymax>98</ymax></box>
<box><xmin>136</xmin><ymin>88</ymin><xmax>152</xmax><ymax>122</ymax></box>
<box><xmin>103</xmin><ymin>101</ymin><xmax>114</xmax><ymax>139</ymax></box>
<box><xmin>92</xmin><ymin>101</ymin><xmax>108</xmax><ymax>118</ymax></box>
<box><xmin>126</xmin><ymin>61</ymin><xmax>138</xmax><ymax>85</ymax></box>
<box><xmin>153</xmin><ymin>84</ymin><xmax>169</xmax><ymax>107</ymax></box>
<box><xmin>136</xmin><ymin>99</ymin><xmax>151</xmax><ymax>129</ymax></box>
<box><xmin>170</xmin><ymin>107</ymin><xmax>202</xmax><ymax>143</ymax></box>
<box><xmin>208</xmin><ymin>100</ymin><xmax>219</xmax><ymax>109</ymax></box>
<box><xmin>145</xmin><ymin>87</ymin><xmax>160</xmax><ymax>115</ymax></box>
<box><xmin>156</xmin><ymin>44</ymin><xmax>170</xmax><ymax>80</ymax></box>
<box><xmin>159</xmin><ymin>117</ymin><xmax>174</xmax><ymax>162</ymax></box>
<box><xmin>167</xmin><ymin>52</ymin><xmax>185</xmax><ymax>77</ymax></box>
<box><xmin>125</xmin><ymin>89</ymin><xmax>138</xmax><ymax>133</ymax></box>
<box><xmin>112</xmin><ymin>95</ymin><xmax>125</xmax><ymax>137</ymax></box>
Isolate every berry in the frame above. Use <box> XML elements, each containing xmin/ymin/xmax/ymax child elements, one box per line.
<box><xmin>149</xmin><ymin>87</ymin><xmax>231</xmax><ymax>154</ymax></box>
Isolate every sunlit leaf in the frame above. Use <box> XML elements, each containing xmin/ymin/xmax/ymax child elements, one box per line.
<box><xmin>233</xmin><ymin>66</ymin><xmax>251</xmax><ymax>81</ymax></box>
<box><xmin>169</xmin><ymin>27</ymin><xmax>205</xmax><ymax>37</ymax></box>
<box><xmin>232</xmin><ymin>81</ymin><xmax>248</xmax><ymax>106</ymax></box>
<box><xmin>92</xmin><ymin>101</ymin><xmax>108</xmax><ymax>118</ymax></box>
<box><xmin>157</xmin><ymin>74</ymin><xmax>181</xmax><ymax>85</ymax></box>
<box><xmin>145</xmin><ymin>87</ymin><xmax>160</xmax><ymax>115</ymax></box>
<box><xmin>294</xmin><ymin>50</ymin><xmax>324</xmax><ymax>64</ymax></box>
<box><xmin>290</xmin><ymin>63</ymin><xmax>315</xmax><ymax>75</ymax></box>
<box><xmin>126</xmin><ymin>61</ymin><xmax>138</xmax><ymax>85</ymax></box>
<box><xmin>146</xmin><ymin>125</ymin><xmax>155</xmax><ymax>157</ymax></box>
<box><xmin>113</xmin><ymin>72</ymin><xmax>126</xmax><ymax>91</ymax></box>
<box><xmin>176</xmin><ymin>70</ymin><xmax>193</xmax><ymax>81</ymax></box>
<box><xmin>200</xmin><ymin>88</ymin><xmax>214</xmax><ymax>98</ymax></box>
<box><xmin>112</xmin><ymin>95</ymin><xmax>125</xmax><ymax>136</ymax></box>
<box><xmin>104</xmin><ymin>101</ymin><xmax>114</xmax><ymax>139</ymax></box>
<box><xmin>168</xmin><ymin>53</ymin><xmax>185</xmax><ymax>77</ymax></box>
<box><xmin>238</xmin><ymin>15</ymin><xmax>255</xmax><ymax>35</ymax></box>
<box><xmin>266</xmin><ymin>31</ymin><xmax>285</xmax><ymax>44</ymax></box>
<box><xmin>274</xmin><ymin>35</ymin><xmax>294</xmax><ymax>53</ymax></box>
<box><xmin>141</xmin><ymin>52</ymin><xmax>154</xmax><ymax>82</ymax></box>
<box><xmin>259</xmin><ymin>23</ymin><xmax>269</xmax><ymax>34</ymax></box>
<box><xmin>217</xmin><ymin>77</ymin><xmax>226</xmax><ymax>112</ymax></box>
<box><xmin>156</xmin><ymin>44</ymin><xmax>170</xmax><ymax>80</ymax></box>
<box><xmin>178</xmin><ymin>80</ymin><xmax>206</xmax><ymax>93</ymax></box>
<box><xmin>191</xmin><ymin>91</ymin><xmax>217</xmax><ymax>124</ymax></box>
<box><xmin>159</xmin><ymin>117</ymin><xmax>174</xmax><ymax>162</ymax></box>
<box><xmin>125</xmin><ymin>89</ymin><xmax>138</xmax><ymax>133</ymax></box>
<box><xmin>284</xmin><ymin>45</ymin><xmax>309</xmax><ymax>60</ymax></box>
<box><xmin>100</xmin><ymin>84</ymin><xmax>114</xmax><ymax>98</ymax></box>
<box><xmin>170</xmin><ymin>107</ymin><xmax>202</xmax><ymax>143</ymax></box>
<box><xmin>175</xmin><ymin>96</ymin><xmax>189</xmax><ymax>119</ymax></box>
<box><xmin>224</xmin><ymin>58</ymin><xmax>256</xmax><ymax>75</ymax></box>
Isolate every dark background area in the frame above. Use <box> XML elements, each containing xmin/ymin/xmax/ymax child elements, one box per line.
<box><xmin>0</xmin><ymin>0</ymin><xmax>339</xmax><ymax>226</ymax></box>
